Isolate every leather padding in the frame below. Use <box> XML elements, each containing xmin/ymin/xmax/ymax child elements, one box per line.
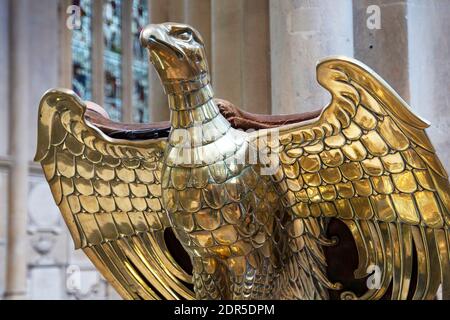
<box><xmin>84</xmin><ymin>99</ymin><xmax>322</xmax><ymax>140</ymax></box>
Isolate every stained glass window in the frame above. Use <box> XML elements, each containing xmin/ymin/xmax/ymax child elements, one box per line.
<box><xmin>132</xmin><ymin>0</ymin><xmax>149</xmax><ymax>123</ymax></box>
<box><xmin>103</xmin><ymin>0</ymin><xmax>123</xmax><ymax>121</ymax></box>
<box><xmin>71</xmin><ymin>0</ymin><xmax>150</xmax><ymax>123</ymax></box>
<box><xmin>72</xmin><ymin>0</ymin><xmax>93</xmax><ymax>101</ymax></box>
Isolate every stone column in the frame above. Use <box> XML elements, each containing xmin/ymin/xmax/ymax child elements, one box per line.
<box><xmin>241</xmin><ymin>0</ymin><xmax>270</xmax><ymax>114</ymax></box>
<box><xmin>211</xmin><ymin>0</ymin><xmax>270</xmax><ymax>113</ymax></box>
<box><xmin>148</xmin><ymin>0</ymin><xmax>170</xmax><ymax>122</ymax></box>
<box><xmin>0</xmin><ymin>0</ymin><xmax>9</xmax><ymax>298</ymax></box>
<box><xmin>122</xmin><ymin>1</ymin><xmax>133</xmax><ymax>122</ymax></box>
<box><xmin>168</xmin><ymin>0</ymin><xmax>185</xmax><ymax>22</ymax></box>
<box><xmin>58</xmin><ymin>0</ymin><xmax>73</xmax><ymax>89</ymax></box>
<box><xmin>92</xmin><ymin>0</ymin><xmax>105</xmax><ymax>107</ymax></box>
<box><xmin>353</xmin><ymin>0</ymin><xmax>410</xmax><ymax>100</ymax></box>
<box><xmin>0</xmin><ymin>0</ymin><xmax>9</xmax><ymax>156</ymax></box>
<box><xmin>184</xmin><ymin>0</ymin><xmax>212</xmax><ymax>71</ymax></box>
<box><xmin>407</xmin><ymin>0</ymin><xmax>450</xmax><ymax>172</ymax></box>
<box><xmin>4</xmin><ymin>0</ymin><xmax>31</xmax><ymax>299</ymax></box>
<box><xmin>211</xmin><ymin>0</ymin><xmax>244</xmax><ymax>107</ymax></box>
<box><xmin>270</xmin><ymin>0</ymin><xmax>354</xmax><ymax>114</ymax></box>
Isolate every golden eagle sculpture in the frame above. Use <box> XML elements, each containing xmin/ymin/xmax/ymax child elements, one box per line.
<box><xmin>35</xmin><ymin>23</ymin><xmax>450</xmax><ymax>300</ymax></box>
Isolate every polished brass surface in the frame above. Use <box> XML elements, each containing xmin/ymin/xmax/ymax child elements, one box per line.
<box><xmin>35</xmin><ymin>22</ymin><xmax>450</xmax><ymax>300</ymax></box>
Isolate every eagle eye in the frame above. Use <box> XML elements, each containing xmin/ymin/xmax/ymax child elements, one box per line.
<box><xmin>175</xmin><ymin>30</ymin><xmax>193</xmax><ymax>42</ymax></box>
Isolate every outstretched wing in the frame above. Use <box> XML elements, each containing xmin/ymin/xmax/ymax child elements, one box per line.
<box><xmin>257</xmin><ymin>57</ymin><xmax>450</xmax><ymax>300</ymax></box>
<box><xmin>35</xmin><ymin>89</ymin><xmax>194</xmax><ymax>300</ymax></box>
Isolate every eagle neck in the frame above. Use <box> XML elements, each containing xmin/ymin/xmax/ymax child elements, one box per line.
<box><xmin>167</xmin><ymin>82</ymin><xmax>223</xmax><ymax>130</ymax></box>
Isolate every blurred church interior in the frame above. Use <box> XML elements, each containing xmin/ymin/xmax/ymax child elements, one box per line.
<box><xmin>0</xmin><ymin>0</ymin><xmax>449</xmax><ymax>299</ymax></box>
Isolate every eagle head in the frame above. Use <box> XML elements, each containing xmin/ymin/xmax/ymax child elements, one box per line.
<box><xmin>140</xmin><ymin>22</ymin><xmax>209</xmax><ymax>91</ymax></box>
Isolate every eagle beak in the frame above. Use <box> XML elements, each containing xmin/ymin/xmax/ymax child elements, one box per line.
<box><xmin>140</xmin><ymin>24</ymin><xmax>184</xmax><ymax>59</ymax></box>
<box><xmin>139</xmin><ymin>24</ymin><xmax>156</xmax><ymax>48</ymax></box>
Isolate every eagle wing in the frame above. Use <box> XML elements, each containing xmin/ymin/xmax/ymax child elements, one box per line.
<box><xmin>256</xmin><ymin>57</ymin><xmax>450</xmax><ymax>299</ymax></box>
<box><xmin>35</xmin><ymin>89</ymin><xmax>195</xmax><ymax>300</ymax></box>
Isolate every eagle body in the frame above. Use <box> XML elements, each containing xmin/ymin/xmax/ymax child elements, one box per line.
<box><xmin>161</xmin><ymin>84</ymin><xmax>283</xmax><ymax>299</ymax></box>
<box><xmin>160</xmin><ymin>84</ymin><xmax>332</xmax><ymax>299</ymax></box>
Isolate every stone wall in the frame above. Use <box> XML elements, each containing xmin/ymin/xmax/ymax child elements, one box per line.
<box><xmin>0</xmin><ymin>0</ymin><xmax>120</xmax><ymax>300</ymax></box>
<box><xmin>0</xmin><ymin>0</ymin><xmax>9</xmax><ymax>298</ymax></box>
<box><xmin>270</xmin><ymin>0</ymin><xmax>354</xmax><ymax>114</ymax></box>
